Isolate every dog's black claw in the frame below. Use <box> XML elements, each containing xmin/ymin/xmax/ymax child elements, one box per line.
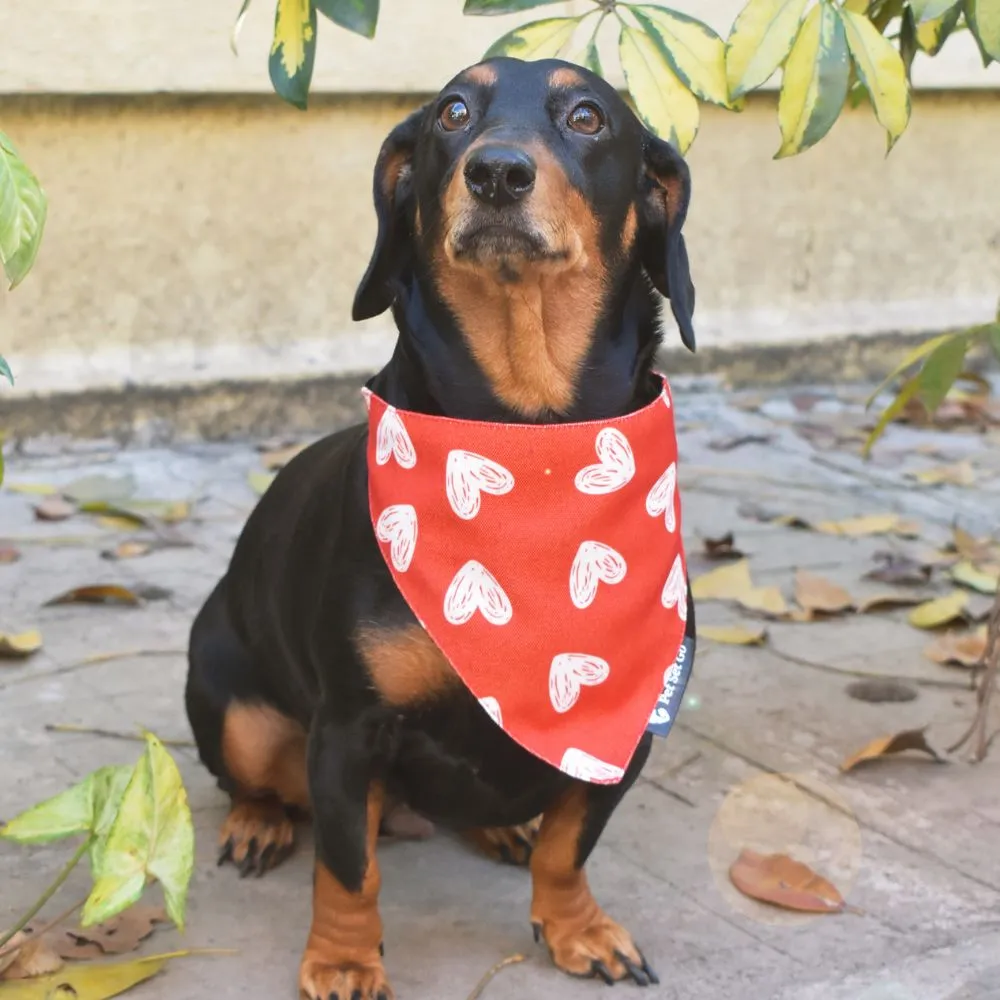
<box><xmin>217</xmin><ymin>837</ymin><xmax>234</xmax><ymax>866</ymax></box>
<box><xmin>238</xmin><ymin>838</ymin><xmax>258</xmax><ymax>878</ymax></box>
<box><xmin>615</xmin><ymin>951</ymin><xmax>649</xmax><ymax>987</ymax></box>
<box><xmin>531</xmin><ymin>922</ymin><xmax>542</xmax><ymax>944</ymax></box>
<box><xmin>592</xmin><ymin>960</ymin><xmax>616</xmax><ymax>986</ymax></box>
<box><xmin>379</xmin><ymin>941</ymin><xmax>385</xmax><ymax>957</ymax></box>
<box><xmin>498</xmin><ymin>843</ymin><xmax>513</xmax><ymax>865</ymax></box>
<box><xmin>256</xmin><ymin>843</ymin><xmax>277</xmax><ymax>876</ymax></box>
<box><xmin>350</xmin><ymin>991</ymin><xmax>362</xmax><ymax>1000</ymax></box>
<box><xmin>638</xmin><ymin>951</ymin><xmax>659</xmax><ymax>986</ymax></box>
<box><xmin>377</xmin><ymin>993</ymin><xmax>389</xmax><ymax>1000</ymax></box>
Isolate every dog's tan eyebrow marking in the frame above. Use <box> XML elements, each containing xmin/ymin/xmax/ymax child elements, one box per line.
<box><xmin>463</xmin><ymin>63</ymin><xmax>498</xmax><ymax>86</ymax></box>
<box><xmin>548</xmin><ymin>67</ymin><xmax>586</xmax><ymax>89</ymax></box>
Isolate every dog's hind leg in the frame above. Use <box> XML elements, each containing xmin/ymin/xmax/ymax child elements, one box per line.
<box><xmin>460</xmin><ymin>818</ymin><xmax>541</xmax><ymax>866</ymax></box>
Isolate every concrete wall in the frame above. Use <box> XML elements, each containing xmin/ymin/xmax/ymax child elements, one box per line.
<box><xmin>1</xmin><ymin>1</ymin><xmax>999</xmax><ymax>399</ymax></box>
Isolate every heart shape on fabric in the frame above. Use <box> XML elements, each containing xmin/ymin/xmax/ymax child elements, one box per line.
<box><xmin>443</xmin><ymin>560</ymin><xmax>513</xmax><ymax>626</ymax></box>
<box><xmin>661</xmin><ymin>554</ymin><xmax>688</xmax><ymax>622</ymax></box>
<box><xmin>375</xmin><ymin>504</ymin><xmax>418</xmax><ymax>572</ymax></box>
<box><xmin>479</xmin><ymin>696</ymin><xmax>503</xmax><ymax>728</ymax></box>
<box><xmin>376</xmin><ymin>406</ymin><xmax>417</xmax><ymax>469</ymax></box>
<box><xmin>445</xmin><ymin>450</ymin><xmax>515</xmax><ymax>520</ymax></box>
<box><xmin>559</xmin><ymin>747</ymin><xmax>625</xmax><ymax>783</ymax></box>
<box><xmin>549</xmin><ymin>653</ymin><xmax>611</xmax><ymax>714</ymax></box>
<box><xmin>645</xmin><ymin>463</ymin><xmax>677</xmax><ymax>533</ymax></box>
<box><xmin>569</xmin><ymin>541</ymin><xmax>627</xmax><ymax>609</ymax></box>
<box><xmin>574</xmin><ymin>428</ymin><xmax>635</xmax><ymax>495</ymax></box>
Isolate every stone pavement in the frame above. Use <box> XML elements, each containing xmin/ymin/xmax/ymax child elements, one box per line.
<box><xmin>2</xmin><ymin>377</ymin><xmax>999</xmax><ymax>1000</ymax></box>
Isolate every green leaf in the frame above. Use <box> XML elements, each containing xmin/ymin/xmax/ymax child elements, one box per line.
<box><xmin>0</xmin><ymin>354</ymin><xmax>12</xmax><ymax>386</ymax></box>
<box><xmin>83</xmin><ymin>734</ymin><xmax>194</xmax><ymax>930</ymax></box>
<box><xmin>776</xmin><ymin>2</ymin><xmax>851</xmax><ymax>158</ymax></box>
<box><xmin>909</xmin><ymin>0</ymin><xmax>961</xmax><ymax>21</ymax></box>
<box><xmin>0</xmin><ymin>954</ymin><xmax>169</xmax><ymax>1000</ymax></box>
<box><xmin>566</xmin><ymin>29</ymin><xmax>604</xmax><ymax>76</ymax></box>
<box><xmin>915</xmin><ymin>334</ymin><xmax>969</xmax><ymax>411</ymax></box>
<box><xmin>866</xmin><ymin>330</ymin><xmax>962</xmax><ymax>406</ymax></box>
<box><xmin>987</xmin><ymin>324</ymin><xmax>1000</xmax><ymax>362</ymax></box>
<box><xmin>464</xmin><ymin>0</ymin><xmax>565</xmax><ymax>13</ymax></box>
<box><xmin>725</xmin><ymin>0</ymin><xmax>811</xmax><ymax>97</ymax></box>
<box><xmin>485</xmin><ymin>15</ymin><xmax>580</xmax><ymax>59</ymax></box>
<box><xmin>0</xmin><ymin>131</ymin><xmax>47</xmax><ymax>290</ymax></box>
<box><xmin>916</xmin><ymin>3</ymin><xmax>962</xmax><ymax>53</ymax></box>
<box><xmin>0</xmin><ymin>765</ymin><xmax>133</xmax><ymax>846</ymax></box>
<box><xmin>619</xmin><ymin>22</ymin><xmax>700</xmax><ymax>151</ymax></box>
<box><xmin>315</xmin><ymin>0</ymin><xmax>379</xmax><ymax>39</ymax></box>
<box><xmin>631</xmin><ymin>6</ymin><xmax>731</xmax><ymax>106</ymax></box>
<box><xmin>965</xmin><ymin>0</ymin><xmax>1000</xmax><ymax>61</ymax></box>
<box><xmin>269</xmin><ymin>0</ymin><xmax>318</xmax><ymax>110</ymax></box>
<box><xmin>863</xmin><ymin>373</ymin><xmax>920</xmax><ymax>456</ymax></box>
<box><xmin>840</xmin><ymin>8</ymin><xmax>911</xmax><ymax>150</ymax></box>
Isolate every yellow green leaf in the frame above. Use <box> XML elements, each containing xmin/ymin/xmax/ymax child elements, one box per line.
<box><xmin>465</xmin><ymin>0</ymin><xmax>566</xmax><ymax>13</ymax></box>
<box><xmin>269</xmin><ymin>0</ymin><xmax>317</xmax><ymax>110</ymax></box>
<box><xmin>619</xmin><ymin>22</ymin><xmax>700</xmax><ymax>152</ymax></box>
<box><xmin>0</xmin><ymin>628</ymin><xmax>42</xmax><ymax>659</ymax></box>
<box><xmin>863</xmin><ymin>373</ymin><xmax>920</xmax><ymax>456</ymax></box>
<box><xmin>909</xmin><ymin>0</ymin><xmax>961</xmax><ymax>21</ymax></box>
<box><xmin>866</xmin><ymin>331</ymin><xmax>964</xmax><ymax>407</ymax></box>
<box><xmin>484</xmin><ymin>16</ymin><xmax>579</xmax><ymax>60</ymax></box>
<box><xmin>950</xmin><ymin>560</ymin><xmax>999</xmax><ymax>594</ymax></box>
<box><xmin>632</xmin><ymin>6</ymin><xmax>731</xmax><ymax>106</ymax></box>
<box><xmin>915</xmin><ymin>334</ymin><xmax>969</xmax><ymax>411</ymax></box>
<box><xmin>691</xmin><ymin>559</ymin><xmax>753</xmax><ymax>600</ymax></box>
<box><xmin>84</xmin><ymin>734</ymin><xmax>194</xmax><ymax>930</ymax></box>
<box><xmin>840</xmin><ymin>8</ymin><xmax>911</xmax><ymax>150</ymax></box>
<box><xmin>908</xmin><ymin>590</ymin><xmax>968</xmax><ymax>629</ymax></box>
<box><xmin>738</xmin><ymin>586</ymin><xmax>789</xmax><ymax>617</ymax></box>
<box><xmin>776</xmin><ymin>2</ymin><xmax>851</xmax><ymax>158</ymax></box>
<box><xmin>248</xmin><ymin>470</ymin><xmax>276</xmax><ymax>496</ymax></box>
<box><xmin>0</xmin><ymin>131</ymin><xmax>48</xmax><ymax>290</ymax></box>
<box><xmin>0</xmin><ymin>954</ymin><xmax>168</xmax><ymax>1000</ymax></box>
<box><xmin>700</xmin><ymin>624</ymin><xmax>768</xmax><ymax>645</ymax></box>
<box><xmin>725</xmin><ymin>0</ymin><xmax>811</xmax><ymax>97</ymax></box>
<box><xmin>966</xmin><ymin>0</ymin><xmax>1000</xmax><ymax>62</ymax></box>
<box><xmin>915</xmin><ymin>4</ymin><xmax>961</xmax><ymax>52</ymax></box>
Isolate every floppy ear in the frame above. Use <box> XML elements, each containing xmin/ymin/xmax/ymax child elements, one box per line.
<box><xmin>637</xmin><ymin>133</ymin><xmax>696</xmax><ymax>352</ymax></box>
<box><xmin>352</xmin><ymin>106</ymin><xmax>427</xmax><ymax>322</ymax></box>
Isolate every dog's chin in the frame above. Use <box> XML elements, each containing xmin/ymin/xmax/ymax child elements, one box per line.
<box><xmin>447</xmin><ymin>224</ymin><xmax>566</xmax><ymax>281</ymax></box>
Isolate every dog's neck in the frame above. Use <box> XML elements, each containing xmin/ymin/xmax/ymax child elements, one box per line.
<box><xmin>367</xmin><ymin>266</ymin><xmax>665</xmax><ymax>424</ymax></box>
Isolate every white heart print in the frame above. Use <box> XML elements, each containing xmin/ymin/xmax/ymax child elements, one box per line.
<box><xmin>549</xmin><ymin>653</ymin><xmax>611</xmax><ymax>714</ymax></box>
<box><xmin>645</xmin><ymin>463</ymin><xmax>677</xmax><ymax>533</ymax></box>
<box><xmin>479</xmin><ymin>696</ymin><xmax>503</xmax><ymax>728</ymax></box>
<box><xmin>445</xmin><ymin>450</ymin><xmax>515</xmax><ymax>520</ymax></box>
<box><xmin>443</xmin><ymin>560</ymin><xmax>513</xmax><ymax>626</ymax></box>
<box><xmin>375</xmin><ymin>504</ymin><xmax>418</xmax><ymax>572</ymax></box>
<box><xmin>559</xmin><ymin>747</ymin><xmax>625</xmax><ymax>783</ymax></box>
<box><xmin>574</xmin><ymin>428</ymin><xmax>635</xmax><ymax>495</ymax></box>
<box><xmin>661</xmin><ymin>554</ymin><xmax>688</xmax><ymax>622</ymax></box>
<box><xmin>569</xmin><ymin>541</ymin><xmax>627</xmax><ymax>609</ymax></box>
<box><xmin>375</xmin><ymin>406</ymin><xmax>417</xmax><ymax>469</ymax></box>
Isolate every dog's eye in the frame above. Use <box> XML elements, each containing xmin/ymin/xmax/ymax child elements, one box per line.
<box><xmin>567</xmin><ymin>102</ymin><xmax>604</xmax><ymax>135</ymax></box>
<box><xmin>439</xmin><ymin>100</ymin><xmax>471</xmax><ymax>132</ymax></box>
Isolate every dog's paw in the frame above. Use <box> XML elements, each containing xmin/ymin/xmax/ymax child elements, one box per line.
<box><xmin>298</xmin><ymin>953</ymin><xmax>394</xmax><ymax>1000</ymax></box>
<box><xmin>532</xmin><ymin>910</ymin><xmax>658</xmax><ymax>987</ymax></box>
<box><xmin>217</xmin><ymin>798</ymin><xmax>295</xmax><ymax>877</ymax></box>
<box><xmin>462</xmin><ymin>816</ymin><xmax>541</xmax><ymax>866</ymax></box>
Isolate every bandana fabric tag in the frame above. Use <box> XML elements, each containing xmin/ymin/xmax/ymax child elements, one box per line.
<box><xmin>364</xmin><ymin>376</ymin><xmax>690</xmax><ymax>784</ymax></box>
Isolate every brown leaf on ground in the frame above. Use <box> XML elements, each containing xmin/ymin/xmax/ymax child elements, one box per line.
<box><xmin>261</xmin><ymin>443</ymin><xmax>308</xmax><ymax>470</ymax></box>
<box><xmin>0</xmin><ymin>629</ymin><xmax>43</xmax><ymax>660</ymax></box>
<box><xmin>908</xmin><ymin>590</ymin><xmax>969</xmax><ymax>629</ymax></box>
<box><xmin>708</xmin><ymin>432</ymin><xmax>773</xmax><ymax>452</ymax></box>
<box><xmin>44</xmin><ymin>585</ymin><xmax>142</xmax><ymax>608</ymax></box>
<box><xmin>53</xmin><ymin>906</ymin><xmax>167</xmax><ymax>958</ymax></box>
<box><xmin>0</xmin><ymin>933</ymin><xmax>27</xmax><ymax>976</ymax></box>
<box><xmin>33</xmin><ymin>497</ymin><xmax>77</xmax><ymax>522</ymax></box>
<box><xmin>816</xmin><ymin>515</ymin><xmax>920</xmax><ymax>538</ymax></box>
<box><xmin>864</xmin><ymin>551</ymin><xmax>932</xmax><ymax>586</ymax></box>
<box><xmin>1</xmin><ymin>938</ymin><xmax>64</xmax><ymax>980</ymax></box>
<box><xmin>729</xmin><ymin>849</ymin><xmax>845</xmax><ymax>913</ymax></box>
<box><xmin>855</xmin><ymin>592</ymin><xmax>928</xmax><ymax>614</ymax></box>
<box><xmin>702</xmin><ymin>532</ymin><xmax>744</xmax><ymax>560</ymax></box>
<box><xmin>949</xmin><ymin>526</ymin><xmax>998</xmax><ymax>564</ymax></box>
<box><xmin>700</xmin><ymin>625</ymin><xmax>767</xmax><ymax>646</ymax></box>
<box><xmin>794</xmin><ymin>571</ymin><xmax>854</xmax><ymax>614</ymax></box>
<box><xmin>913</xmin><ymin>461</ymin><xmax>976</xmax><ymax>487</ymax></box>
<box><xmin>840</xmin><ymin>728</ymin><xmax>946</xmax><ymax>772</ymax></box>
<box><xmin>0</xmin><ymin>544</ymin><xmax>21</xmax><ymax>564</ymax></box>
<box><xmin>101</xmin><ymin>541</ymin><xmax>155</xmax><ymax>562</ymax></box>
<box><xmin>924</xmin><ymin>627</ymin><xmax>989</xmax><ymax>668</ymax></box>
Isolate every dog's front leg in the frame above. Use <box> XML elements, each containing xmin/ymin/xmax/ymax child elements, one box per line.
<box><xmin>299</xmin><ymin>714</ymin><xmax>393</xmax><ymax>1000</ymax></box>
<box><xmin>530</xmin><ymin>732</ymin><xmax>658</xmax><ymax>987</ymax></box>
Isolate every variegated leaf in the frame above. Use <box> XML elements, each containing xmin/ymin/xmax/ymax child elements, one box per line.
<box><xmin>725</xmin><ymin>0</ymin><xmax>811</xmax><ymax>97</ymax></box>
<box><xmin>966</xmin><ymin>0</ymin><xmax>1000</xmax><ymax>62</ymax></box>
<box><xmin>315</xmin><ymin>0</ymin><xmax>379</xmax><ymax>39</ymax></box>
<box><xmin>485</xmin><ymin>15</ymin><xmax>580</xmax><ymax>60</ymax></box>
<box><xmin>269</xmin><ymin>0</ymin><xmax>318</xmax><ymax>109</ymax></box>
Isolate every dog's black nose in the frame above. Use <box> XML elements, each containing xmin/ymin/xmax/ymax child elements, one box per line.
<box><xmin>464</xmin><ymin>145</ymin><xmax>536</xmax><ymax>207</ymax></box>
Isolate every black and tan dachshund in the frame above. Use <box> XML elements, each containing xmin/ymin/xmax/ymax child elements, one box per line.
<box><xmin>186</xmin><ymin>56</ymin><xmax>697</xmax><ymax>1000</ymax></box>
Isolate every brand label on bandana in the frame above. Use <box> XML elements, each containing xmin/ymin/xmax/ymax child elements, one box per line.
<box><xmin>365</xmin><ymin>376</ymin><xmax>690</xmax><ymax>784</ymax></box>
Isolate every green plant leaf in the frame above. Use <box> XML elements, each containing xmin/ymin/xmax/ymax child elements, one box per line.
<box><xmin>631</xmin><ymin>6</ymin><xmax>731</xmax><ymax>106</ymax></box>
<box><xmin>0</xmin><ymin>765</ymin><xmax>133</xmax><ymax>846</ymax></box>
<box><xmin>0</xmin><ymin>354</ymin><xmax>12</xmax><ymax>386</ymax></box>
<box><xmin>269</xmin><ymin>0</ymin><xmax>318</xmax><ymax>109</ymax></box>
<box><xmin>464</xmin><ymin>0</ymin><xmax>565</xmax><ymax>13</ymax></box>
<box><xmin>915</xmin><ymin>334</ymin><xmax>969</xmax><ymax>411</ymax></box>
<box><xmin>619</xmin><ymin>22</ymin><xmax>700</xmax><ymax>151</ymax></box>
<box><xmin>83</xmin><ymin>734</ymin><xmax>194</xmax><ymax>930</ymax></box>
<box><xmin>776</xmin><ymin>2</ymin><xmax>851</xmax><ymax>158</ymax></box>
<box><xmin>965</xmin><ymin>0</ymin><xmax>1000</xmax><ymax>60</ymax></box>
<box><xmin>865</xmin><ymin>330</ymin><xmax>962</xmax><ymax>406</ymax></box>
<box><xmin>0</xmin><ymin>131</ymin><xmax>47</xmax><ymax>290</ymax></box>
<box><xmin>840</xmin><ymin>8</ymin><xmax>911</xmax><ymax>149</ymax></box>
<box><xmin>315</xmin><ymin>0</ymin><xmax>379</xmax><ymax>39</ymax></box>
<box><xmin>916</xmin><ymin>3</ymin><xmax>962</xmax><ymax>53</ymax></box>
<box><xmin>725</xmin><ymin>0</ymin><xmax>811</xmax><ymax>97</ymax></box>
<box><xmin>566</xmin><ymin>29</ymin><xmax>604</xmax><ymax>76</ymax></box>
<box><xmin>0</xmin><ymin>954</ymin><xmax>169</xmax><ymax>1000</ymax></box>
<box><xmin>863</xmin><ymin>373</ymin><xmax>920</xmax><ymax>456</ymax></box>
<box><xmin>987</xmin><ymin>324</ymin><xmax>1000</xmax><ymax>361</ymax></box>
<box><xmin>909</xmin><ymin>0</ymin><xmax>961</xmax><ymax>22</ymax></box>
<box><xmin>484</xmin><ymin>15</ymin><xmax>580</xmax><ymax>59</ymax></box>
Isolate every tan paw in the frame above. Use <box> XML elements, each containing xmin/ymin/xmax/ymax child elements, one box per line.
<box><xmin>218</xmin><ymin>797</ymin><xmax>295</xmax><ymax>877</ymax></box>
<box><xmin>462</xmin><ymin>816</ymin><xmax>541</xmax><ymax>866</ymax></box>
<box><xmin>298</xmin><ymin>953</ymin><xmax>394</xmax><ymax>1000</ymax></box>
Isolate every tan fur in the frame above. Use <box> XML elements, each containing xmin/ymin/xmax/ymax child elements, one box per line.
<box><xmin>356</xmin><ymin>625</ymin><xmax>459</xmax><ymax>706</ymax></box>
<box><xmin>548</xmin><ymin>67</ymin><xmax>586</xmax><ymax>89</ymax></box>
<box><xmin>463</xmin><ymin>63</ymin><xmax>498</xmax><ymax>86</ymax></box>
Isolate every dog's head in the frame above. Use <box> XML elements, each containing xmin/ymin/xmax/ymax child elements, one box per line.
<box><xmin>354</xmin><ymin>57</ymin><xmax>695</xmax><ymax>416</ymax></box>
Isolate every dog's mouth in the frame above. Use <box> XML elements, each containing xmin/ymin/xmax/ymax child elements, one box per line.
<box><xmin>446</xmin><ymin>216</ymin><xmax>568</xmax><ymax>276</ymax></box>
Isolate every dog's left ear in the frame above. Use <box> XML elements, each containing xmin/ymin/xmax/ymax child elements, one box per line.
<box><xmin>352</xmin><ymin>106</ymin><xmax>427</xmax><ymax>321</ymax></box>
<box><xmin>637</xmin><ymin>133</ymin><xmax>696</xmax><ymax>352</ymax></box>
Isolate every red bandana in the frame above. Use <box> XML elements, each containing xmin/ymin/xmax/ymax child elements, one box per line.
<box><xmin>365</xmin><ymin>377</ymin><xmax>689</xmax><ymax>784</ymax></box>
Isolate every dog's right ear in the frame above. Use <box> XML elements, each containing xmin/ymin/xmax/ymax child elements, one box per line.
<box><xmin>352</xmin><ymin>106</ymin><xmax>427</xmax><ymax>321</ymax></box>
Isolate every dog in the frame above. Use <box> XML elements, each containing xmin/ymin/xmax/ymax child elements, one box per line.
<box><xmin>186</xmin><ymin>56</ymin><xmax>697</xmax><ymax>1000</ymax></box>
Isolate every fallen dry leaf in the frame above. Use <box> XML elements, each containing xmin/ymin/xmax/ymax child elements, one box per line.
<box><xmin>691</xmin><ymin>560</ymin><xmax>753</xmax><ymax>601</ymax></box>
<box><xmin>0</xmin><ymin>629</ymin><xmax>43</xmax><ymax>659</ymax></box>
<box><xmin>248</xmin><ymin>471</ymin><xmax>276</xmax><ymax>496</ymax></box>
<box><xmin>0</xmin><ymin>954</ymin><xmax>169</xmax><ymax>1000</ymax></box>
<box><xmin>1</xmin><ymin>938</ymin><xmax>63</xmax><ymax>981</ymax></box>
<box><xmin>0</xmin><ymin>544</ymin><xmax>21</xmax><ymax>564</ymax></box>
<box><xmin>699</xmin><ymin>625</ymin><xmax>767</xmax><ymax>646</ymax></box>
<box><xmin>864</xmin><ymin>551</ymin><xmax>932</xmax><ymax>587</ymax></box>
<box><xmin>709</xmin><ymin>432</ymin><xmax>773</xmax><ymax>452</ymax></box>
<box><xmin>50</xmin><ymin>906</ymin><xmax>167</xmax><ymax>959</ymax></box>
<box><xmin>101</xmin><ymin>541</ymin><xmax>155</xmax><ymax>562</ymax></box>
<box><xmin>794</xmin><ymin>571</ymin><xmax>853</xmax><ymax>614</ymax></box>
<box><xmin>737</xmin><ymin>503</ymin><xmax>811</xmax><ymax>529</ymax></box>
<box><xmin>0</xmin><ymin>933</ymin><xmax>27</xmax><ymax>976</ymax></box>
<box><xmin>949</xmin><ymin>526</ymin><xmax>999</xmax><ymax>564</ymax></box>
<box><xmin>950</xmin><ymin>560</ymin><xmax>999</xmax><ymax>595</ymax></box>
<box><xmin>729</xmin><ymin>849</ymin><xmax>845</xmax><ymax>913</ymax></box>
<box><xmin>913</xmin><ymin>461</ymin><xmax>976</xmax><ymax>487</ymax></box>
<box><xmin>816</xmin><ymin>514</ymin><xmax>920</xmax><ymax>538</ymax></box>
<box><xmin>908</xmin><ymin>590</ymin><xmax>969</xmax><ymax>629</ymax></box>
<box><xmin>44</xmin><ymin>585</ymin><xmax>142</xmax><ymax>608</ymax></box>
<box><xmin>702</xmin><ymin>532</ymin><xmax>744</xmax><ymax>560</ymax></box>
<box><xmin>738</xmin><ymin>587</ymin><xmax>789</xmax><ymax>618</ymax></box>
<box><xmin>33</xmin><ymin>497</ymin><xmax>77</xmax><ymax>522</ymax></box>
<box><xmin>840</xmin><ymin>728</ymin><xmax>946</xmax><ymax>772</ymax></box>
<box><xmin>924</xmin><ymin>627</ymin><xmax>989</xmax><ymax>668</ymax></box>
<box><xmin>855</xmin><ymin>592</ymin><xmax>927</xmax><ymax>614</ymax></box>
